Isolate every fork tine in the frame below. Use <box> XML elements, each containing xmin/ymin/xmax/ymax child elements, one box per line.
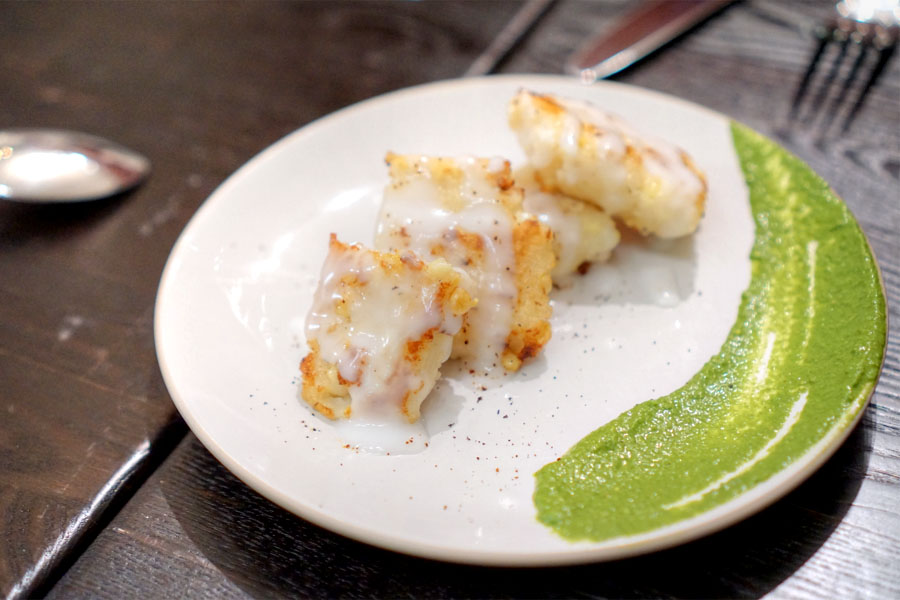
<box><xmin>841</xmin><ymin>29</ymin><xmax>898</xmax><ymax>132</ymax></box>
<box><xmin>790</xmin><ymin>22</ymin><xmax>834</xmax><ymax>120</ymax></box>
<box><xmin>818</xmin><ymin>27</ymin><xmax>872</xmax><ymax>134</ymax></box>
<box><xmin>790</xmin><ymin>3</ymin><xmax>899</xmax><ymax>137</ymax></box>
<box><xmin>802</xmin><ymin>21</ymin><xmax>853</xmax><ymax>125</ymax></box>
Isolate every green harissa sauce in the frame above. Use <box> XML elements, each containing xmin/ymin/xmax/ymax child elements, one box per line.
<box><xmin>533</xmin><ymin>122</ymin><xmax>886</xmax><ymax>541</ymax></box>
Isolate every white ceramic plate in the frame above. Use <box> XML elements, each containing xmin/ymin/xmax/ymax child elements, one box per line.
<box><xmin>155</xmin><ymin>75</ymin><xmax>867</xmax><ymax>565</ymax></box>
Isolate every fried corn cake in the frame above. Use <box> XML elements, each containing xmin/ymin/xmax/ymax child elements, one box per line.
<box><xmin>375</xmin><ymin>153</ymin><xmax>554</xmax><ymax>373</ymax></box>
<box><xmin>301</xmin><ymin>235</ymin><xmax>475</xmax><ymax>423</ymax></box>
<box><xmin>508</xmin><ymin>89</ymin><xmax>707</xmax><ymax>238</ymax></box>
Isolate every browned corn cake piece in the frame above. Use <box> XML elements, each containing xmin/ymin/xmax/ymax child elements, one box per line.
<box><xmin>376</xmin><ymin>153</ymin><xmax>555</xmax><ymax>372</ymax></box>
<box><xmin>509</xmin><ymin>89</ymin><xmax>707</xmax><ymax>239</ymax></box>
<box><xmin>301</xmin><ymin>235</ymin><xmax>475</xmax><ymax>422</ymax></box>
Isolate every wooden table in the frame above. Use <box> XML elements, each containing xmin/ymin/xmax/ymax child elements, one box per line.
<box><xmin>2</xmin><ymin>1</ymin><xmax>897</xmax><ymax>597</ymax></box>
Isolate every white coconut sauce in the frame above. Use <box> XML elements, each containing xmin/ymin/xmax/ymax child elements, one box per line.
<box><xmin>305</xmin><ymin>241</ymin><xmax>462</xmax><ymax>452</ymax></box>
<box><xmin>554</xmin><ymin>96</ymin><xmax>702</xmax><ymax>200</ymax></box>
<box><xmin>521</xmin><ymin>188</ymin><xmax>581</xmax><ymax>283</ymax></box>
<box><xmin>375</xmin><ymin>156</ymin><xmax>517</xmax><ymax>374</ymax></box>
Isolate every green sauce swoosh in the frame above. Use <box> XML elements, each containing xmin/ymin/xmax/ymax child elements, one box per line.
<box><xmin>533</xmin><ymin>122</ymin><xmax>886</xmax><ymax>541</ymax></box>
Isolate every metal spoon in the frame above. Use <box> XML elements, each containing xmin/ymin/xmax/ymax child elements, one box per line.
<box><xmin>0</xmin><ymin>128</ymin><xmax>150</xmax><ymax>203</ymax></box>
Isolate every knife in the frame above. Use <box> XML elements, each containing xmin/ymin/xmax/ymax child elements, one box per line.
<box><xmin>566</xmin><ymin>0</ymin><xmax>735</xmax><ymax>82</ymax></box>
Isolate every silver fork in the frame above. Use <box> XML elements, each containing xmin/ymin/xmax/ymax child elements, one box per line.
<box><xmin>790</xmin><ymin>0</ymin><xmax>899</xmax><ymax>134</ymax></box>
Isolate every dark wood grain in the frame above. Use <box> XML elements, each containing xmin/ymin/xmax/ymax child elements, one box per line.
<box><xmin>48</xmin><ymin>426</ymin><xmax>875</xmax><ymax>599</ymax></box>
<box><xmin>0</xmin><ymin>1</ymin><xmax>524</xmax><ymax>597</ymax></box>
<box><xmin>12</xmin><ymin>0</ymin><xmax>900</xmax><ymax>597</ymax></box>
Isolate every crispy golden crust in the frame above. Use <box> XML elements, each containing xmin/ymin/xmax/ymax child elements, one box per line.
<box><xmin>300</xmin><ymin>339</ymin><xmax>352</xmax><ymax>420</ymax></box>
<box><xmin>385</xmin><ymin>152</ymin><xmax>518</xmax><ymax>210</ymax></box>
<box><xmin>509</xmin><ymin>89</ymin><xmax>707</xmax><ymax>239</ymax></box>
<box><xmin>680</xmin><ymin>150</ymin><xmax>708</xmax><ymax>218</ymax></box>
<box><xmin>300</xmin><ymin>236</ymin><xmax>475</xmax><ymax>422</ymax></box>
<box><xmin>502</xmin><ymin>216</ymin><xmax>554</xmax><ymax>371</ymax></box>
<box><xmin>400</xmin><ymin>327</ymin><xmax>436</xmax><ymax>421</ymax></box>
<box><xmin>429</xmin><ymin>228</ymin><xmax>485</xmax><ymax>268</ymax></box>
<box><xmin>379</xmin><ymin>153</ymin><xmax>555</xmax><ymax>372</ymax></box>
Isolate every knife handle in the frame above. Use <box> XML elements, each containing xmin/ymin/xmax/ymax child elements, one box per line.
<box><xmin>566</xmin><ymin>0</ymin><xmax>735</xmax><ymax>80</ymax></box>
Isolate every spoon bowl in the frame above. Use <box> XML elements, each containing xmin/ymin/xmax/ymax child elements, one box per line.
<box><xmin>0</xmin><ymin>128</ymin><xmax>150</xmax><ymax>203</ymax></box>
